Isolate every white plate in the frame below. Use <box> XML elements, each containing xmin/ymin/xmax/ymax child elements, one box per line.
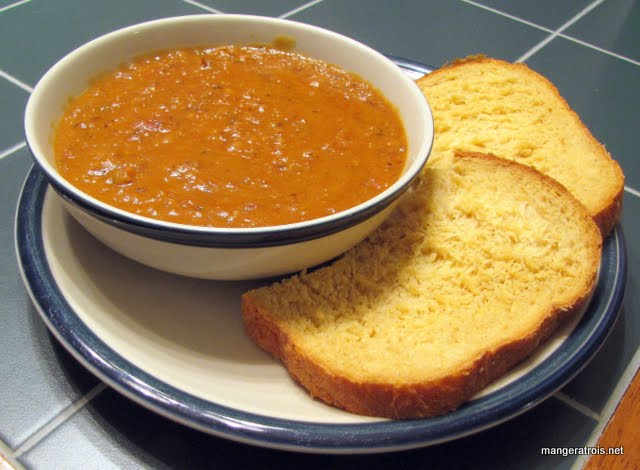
<box><xmin>16</xmin><ymin>59</ymin><xmax>627</xmax><ymax>454</ymax></box>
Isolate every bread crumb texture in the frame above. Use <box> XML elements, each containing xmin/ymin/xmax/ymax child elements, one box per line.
<box><xmin>417</xmin><ymin>57</ymin><xmax>624</xmax><ymax>236</ymax></box>
<box><xmin>242</xmin><ymin>153</ymin><xmax>601</xmax><ymax>418</ymax></box>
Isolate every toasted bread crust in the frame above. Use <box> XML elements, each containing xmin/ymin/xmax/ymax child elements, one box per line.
<box><xmin>592</xmin><ymin>189</ymin><xmax>624</xmax><ymax>239</ymax></box>
<box><xmin>242</xmin><ymin>286</ymin><xmax>594</xmax><ymax>419</ymax></box>
<box><xmin>416</xmin><ymin>56</ymin><xmax>624</xmax><ymax>237</ymax></box>
<box><xmin>241</xmin><ymin>153</ymin><xmax>602</xmax><ymax>419</ymax></box>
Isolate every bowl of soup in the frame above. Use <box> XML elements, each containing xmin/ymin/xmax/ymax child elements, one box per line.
<box><xmin>25</xmin><ymin>14</ymin><xmax>433</xmax><ymax>280</ymax></box>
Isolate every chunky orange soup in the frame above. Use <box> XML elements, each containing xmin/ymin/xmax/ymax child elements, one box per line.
<box><xmin>54</xmin><ymin>45</ymin><xmax>407</xmax><ymax>228</ymax></box>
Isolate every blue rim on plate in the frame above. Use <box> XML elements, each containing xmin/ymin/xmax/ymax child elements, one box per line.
<box><xmin>16</xmin><ymin>59</ymin><xmax>627</xmax><ymax>454</ymax></box>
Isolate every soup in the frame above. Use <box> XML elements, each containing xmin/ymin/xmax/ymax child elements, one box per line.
<box><xmin>54</xmin><ymin>44</ymin><xmax>407</xmax><ymax>228</ymax></box>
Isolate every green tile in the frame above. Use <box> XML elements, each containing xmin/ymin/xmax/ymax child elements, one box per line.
<box><xmin>288</xmin><ymin>0</ymin><xmax>548</xmax><ymax>67</ymax></box>
<box><xmin>0</xmin><ymin>78</ymin><xmax>29</xmax><ymax>151</ymax></box>
<box><xmin>2</xmin><ymin>1</ymin><xmax>638</xmax><ymax>467</ymax></box>
<box><xmin>0</xmin><ymin>0</ymin><xmax>205</xmax><ymax>87</ymax></box>
<box><xmin>524</xmin><ymin>37</ymin><xmax>640</xmax><ymax>189</ymax></box>
<box><xmin>0</xmin><ymin>150</ymin><xmax>99</xmax><ymax>448</ymax></box>
<box><xmin>21</xmin><ymin>387</ymin><xmax>594</xmax><ymax>469</ymax></box>
<box><xmin>565</xmin><ymin>0</ymin><xmax>640</xmax><ymax>62</ymax></box>
<box><xmin>0</xmin><ymin>0</ymin><xmax>27</xmax><ymax>9</ymax></box>
<box><xmin>529</xmin><ymin>32</ymin><xmax>640</xmax><ymax>417</ymax></box>
<box><xmin>197</xmin><ymin>0</ymin><xmax>308</xmax><ymax>17</ymax></box>
<box><xmin>562</xmin><ymin>193</ymin><xmax>640</xmax><ymax>413</ymax></box>
<box><xmin>418</xmin><ymin>397</ymin><xmax>597</xmax><ymax>469</ymax></box>
<box><xmin>474</xmin><ymin>0</ymin><xmax>593</xmax><ymax>29</ymax></box>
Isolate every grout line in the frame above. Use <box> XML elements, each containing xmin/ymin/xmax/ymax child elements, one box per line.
<box><xmin>463</xmin><ymin>0</ymin><xmax>640</xmax><ymax>67</ymax></box>
<box><xmin>279</xmin><ymin>0</ymin><xmax>324</xmax><ymax>19</ymax></box>
<box><xmin>13</xmin><ymin>383</ymin><xmax>107</xmax><ymax>458</ymax></box>
<box><xmin>0</xmin><ymin>0</ymin><xmax>31</xmax><ymax>15</ymax></box>
<box><xmin>460</xmin><ymin>0</ymin><xmax>554</xmax><ymax>34</ymax></box>
<box><xmin>572</xmin><ymin>347</ymin><xmax>640</xmax><ymax>470</ymax></box>
<box><xmin>516</xmin><ymin>0</ymin><xmax>606</xmax><ymax>63</ymax></box>
<box><xmin>0</xmin><ymin>141</ymin><xmax>26</xmax><ymax>161</ymax></box>
<box><xmin>554</xmin><ymin>391</ymin><xmax>601</xmax><ymax>422</ymax></box>
<box><xmin>0</xmin><ymin>439</ymin><xmax>25</xmax><ymax>470</ymax></box>
<box><xmin>624</xmin><ymin>186</ymin><xmax>640</xmax><ymax>198</ymax></box>
<box><xmin>557</xmin><ymin>32</ymin><xmax>640</xmax><ymax>67</ymax></box>
<box><xmin>0</xmin><ymin>69</ymin><xmax>33</xmax><ymax>93</ymax></box>
<box><xmin>0</xmin><ymin>0</ymin><xmax>630</xmax><ymax>466</ymax></box>
<box><xmin>182</xmin><ymin>0</ymin><xmax>223</xmax><ymax>14</ymax></box>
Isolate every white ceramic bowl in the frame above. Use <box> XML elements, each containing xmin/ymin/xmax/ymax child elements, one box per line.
<box><xmin>24</xmin><ymin>14</ymin><xmax>433</xmax><ymax>280</ymax></box>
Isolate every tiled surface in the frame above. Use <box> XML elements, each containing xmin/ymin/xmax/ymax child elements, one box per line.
<box><xmin>292</xmin><ymin>0</ymin><xmax>549</xmax><ymax>65</ymax></box>
<box><xmin>1</xmin><ymin>1</ymin><xmax>638</xmax><ymax>469</ymax></box>
<box><xmin>474</xmin><ymin>0</ymin><xmax>594</xmax><ymax>29</ymax></box>
<box><xmin>0</xmin><ymin>0</ymin><xmax>202</xmax><ymax>87</ymax></box>
<box><xmin>193</xmin><ymin>0</ymin><xmax>305</xmax><ymax>16</ymax></box>
<box><xmin>525</xmin><ymin>36</ymin><xmax>640</xmax><ymax>190</ymax></box>
<box><xmin>0</xmin><ymin>150</ymin><xmax>99</xmax><ymax>449</ymax></box>
<box><xmin>564</xmin><ymin>0</ymin><xmax>640</xmax><ymax>61</ymax></box>
<box><xmin>0</xmin><ymin>0</ymin><xmax>22</xmax><ymax>8</ymax></box>
<box><xmin>0</xmin><ymin>80</ymin><xmax>28</xmax><ymax>151</ymax></box>
<box><xmin>20</xmin><ymin>387</ymin><xmax>593</xmax><ymax>470</ymax></box>
<box><xmin>562</xmin><ymin>194</ymin><xmax>640</xmax><ymax>414</ymax></box>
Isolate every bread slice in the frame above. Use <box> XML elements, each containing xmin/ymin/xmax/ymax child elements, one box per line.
<box><xmin>241</xmin><ymin>153</ymin><xmax>602</xmax><ymax>419</ymax></box>
<box><xmin>416</xmin><ymin>56</ymin><xmax>624</xmax><ymax>237</ymax></box>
